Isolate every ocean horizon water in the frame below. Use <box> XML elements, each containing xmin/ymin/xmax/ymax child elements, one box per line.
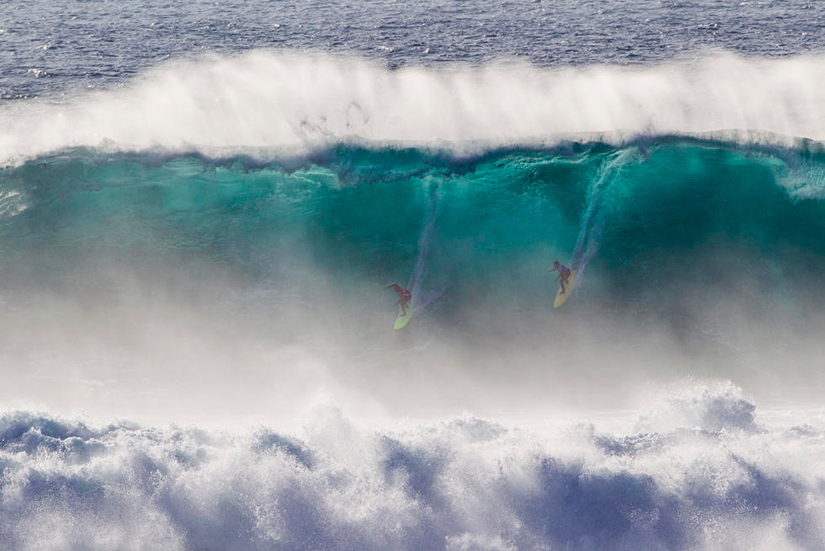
<box><xmin>2</xmin><ymin>1</ymin><xmax>825</xmax><ymax>549</ymax></box>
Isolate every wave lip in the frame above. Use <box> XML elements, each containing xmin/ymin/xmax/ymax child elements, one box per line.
<box><xmin>2</xmin><ymin>51</ymin><xmax>825</xmax><ymax>165</ymax></box>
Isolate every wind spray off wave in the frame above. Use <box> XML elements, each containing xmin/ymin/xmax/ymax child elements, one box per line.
<box><xmin>2</xmin><ymin>51</ymin><xmax>825</xmax><ymax>164</ymax></box>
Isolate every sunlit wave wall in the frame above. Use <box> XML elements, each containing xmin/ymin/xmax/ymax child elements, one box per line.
<box><xmin>2</xmin><ymin>135</ymin><xmax>825</xmax><ymax>421</ymax></box>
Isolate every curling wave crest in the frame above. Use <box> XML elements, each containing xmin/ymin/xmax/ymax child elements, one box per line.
<box><xmin>2</xmin><ymin>51</ymin><xmax>825</xmax><ymax>164</ymax></box>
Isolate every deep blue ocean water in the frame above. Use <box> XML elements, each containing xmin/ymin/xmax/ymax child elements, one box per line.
<box><xmin>3</xmin><ymin>0</ymin><xmax>824</xmax><ymax>99</ymax></box>
<box><xmin>3</xmin><ymin>2</ymin><xmax>825</xmax><ymax>550</ymax></box>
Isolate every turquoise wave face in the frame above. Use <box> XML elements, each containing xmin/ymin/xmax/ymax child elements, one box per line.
<box><xmin>2</xmin><ymin>139</ymin><xmax>825</xmax><ymax>329</ymax></box>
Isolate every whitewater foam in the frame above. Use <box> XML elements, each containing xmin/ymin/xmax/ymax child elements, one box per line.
<box><xmin>2</xmin><ymin>383</ymin><xmax>825</xmax><ymax>551</ymax></box>
<box><xmin>2</xmin><ymin>51</ymin><xmax>825</xmax><ymax>165</ymax></box>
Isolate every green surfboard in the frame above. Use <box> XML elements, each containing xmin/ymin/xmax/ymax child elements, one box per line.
<box><xmin>553</xmin><ymin>269</ymin><xmax>577</xmax><ymax>308</ymax></box>
<box><xmin>394</xmin><ymin>308</ymin><xmax>412</xmax><ymax>330</ymax></box>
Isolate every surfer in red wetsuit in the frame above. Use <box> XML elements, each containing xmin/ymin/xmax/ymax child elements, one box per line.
<box><xmin>549</xmin><ymin>261</ymin><xmax>572</xmax><ymax>293</ymax></box>
<box><xmin>387</xmin><ymin>284</ymin><xmax>412</xmax><ymax>315</ymax></box>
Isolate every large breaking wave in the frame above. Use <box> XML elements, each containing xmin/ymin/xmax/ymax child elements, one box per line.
<box><xmin>4</xmin><ymin>51</ymin><xmax>825</xmax><ymax>550</ymax></box>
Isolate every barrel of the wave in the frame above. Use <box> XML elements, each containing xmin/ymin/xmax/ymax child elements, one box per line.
<box><xmin>387</xmin><ymin>284</ymin><xmax>412</xmax><ymax>329</ymax></box>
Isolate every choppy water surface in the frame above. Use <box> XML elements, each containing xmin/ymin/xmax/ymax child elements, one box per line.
<box><xmin>2</xmin><ymin>0</ymin><xmax>824</xmax><ymax>99</ymax></box>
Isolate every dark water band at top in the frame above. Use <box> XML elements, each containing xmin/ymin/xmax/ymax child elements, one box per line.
<box><xmin>1</xmin><ymin>136</ymin><xmax>825</xmax><ymax>333</ymax></box>
<box><xmin>3</xmin><ymin>0</ymin><xmax>824</xmax><ymax>101</ymax></box>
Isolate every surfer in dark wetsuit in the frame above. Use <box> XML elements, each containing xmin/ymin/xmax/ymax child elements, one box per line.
<box><xmin>549</xmin><ymin>261</ymin><xmax>572</xmax><ymax>293</ymax></box>
<box><xmin>387</xmin><ymin>284</ymin><xmax>412</xmax><ymax>315</ymax></box>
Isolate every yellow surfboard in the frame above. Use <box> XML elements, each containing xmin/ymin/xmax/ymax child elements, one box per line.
<box><xmin>553</xmin><ymin>269</ymin><xmax>577</xmax><ymax>308</ymax></box>
<box><xmin>394</xmin><ymin>308</ymin><xmax>412</xmax><ymax>330</ymax></box>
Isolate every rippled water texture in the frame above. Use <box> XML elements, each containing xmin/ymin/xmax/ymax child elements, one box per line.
<box><xmin>2</xmin><ymin>0</ymin><xmax>824</xmax><ymax>100</ymax></box>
